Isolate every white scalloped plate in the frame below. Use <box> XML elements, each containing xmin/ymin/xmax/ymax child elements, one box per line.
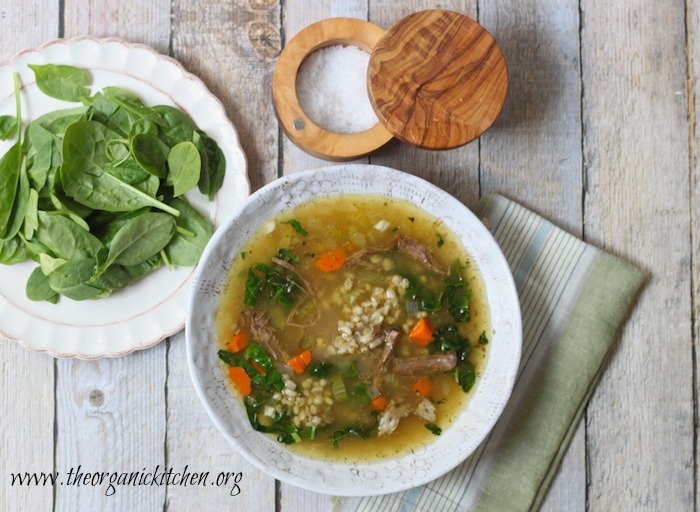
<box><xmin>0</xmin><ymin>37</ymin><xmax>249</xmax><ymax>358</ymax></box>
<box><xmin>187</xmin><ymin>164</ymin><xmax>521</xmax><ymax>496</ymax></box>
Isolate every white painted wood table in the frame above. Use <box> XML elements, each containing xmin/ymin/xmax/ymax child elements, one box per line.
<box><xmin>1</xmin><ymin>0</ymin><xmax>697</xmax><ymax>510</ymax></box>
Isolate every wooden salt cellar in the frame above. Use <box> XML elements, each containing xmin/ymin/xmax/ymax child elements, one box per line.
<box><xmin>272</xmin><ymin>10</ymin><xmax>508</xmax><ymax>161</ymax></box>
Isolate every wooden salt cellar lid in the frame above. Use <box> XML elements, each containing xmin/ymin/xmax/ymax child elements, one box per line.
<box><xmin>272</xmin><ymin>10</ymin><xmax>508</xmax><ymax>160</ymax></box>
<box><xmin>368</xmin><ymin>10</ymin><xmax>508</xmax><ymax>150</ymax></box>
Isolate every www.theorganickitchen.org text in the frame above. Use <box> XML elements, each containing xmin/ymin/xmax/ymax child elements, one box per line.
<box><xmin>10</xmin><ymin>465</ymin><xmax>243</xmax><ymax>497</ymax></box>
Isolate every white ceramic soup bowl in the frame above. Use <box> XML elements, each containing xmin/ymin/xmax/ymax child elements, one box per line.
<box><xmin>186</xmin><ymin>164</ymin><xmax>521</xmax><ymax>496</ymax></box>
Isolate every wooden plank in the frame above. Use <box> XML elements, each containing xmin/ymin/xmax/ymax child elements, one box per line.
<box><xmin>0</xmin><ymin>347</ymin><xmax>55</xmax><ymax>511</ymax></box>
<box><xmin>171</xmin><ymin>0</ymin><xmax>281</xmax><ymax>192</ymax></box>
<box><xmin>54</xmin><ymin>348</ymin><xmax>167</xmax><ymax>509</ymax></box>
<box><xmin>51</xmin><ymin>2</ymin><xmax>171</xmax><ymax>510</ymax></box>
<box><xmin>0</xmin><ymin>3</ymin><xmax>59</xmax><ymax>511</ymax></box>
<box><xmin>478</xmin><ymin>2</ymin><xmax>586</xmax><ymax>509</ymax></box>
<box><xmin>691</xmin><ymin>1</ymin><xmax>700</xmax><ymax>508</ymax></box>
<box><xmin>165</xmin><ymin>332</ymin><xmax>276</xmax><ymax>510</ymax></box>
<box><xmin>479</xmin><ymin>0</ymin><xmax>584</xmax><ymax>234</ymax></box>
<box><xmin>63</xmin><ymin>1</ymin><xmax>171</xmax><ymax>52</ymax></box>
<box><xmin>167</xmin><ymin>0</ymin><xmax>280</xmax><ymax>508</ymax></box>
<box><xmin>581</xmin><ymin>0</ymin><xmax>694</xmax><ymax>509</ymax></box>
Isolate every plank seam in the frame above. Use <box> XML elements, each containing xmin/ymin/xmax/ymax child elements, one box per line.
<box><xmin>682</xmin><ymin>0</ymin><xmax>698</xmax><ymax>509</ymax></box>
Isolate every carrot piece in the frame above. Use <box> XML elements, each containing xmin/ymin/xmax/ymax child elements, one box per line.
<box><xmin>370</xmin><ymin>395</ymin><xmax>388</xmax><ymax>411</ymax></box>
<box><xmin>413</xmin><ymin>378</ymin><xmax>434</xmax><ymax>397</ymax></box>
<box><xmin>409</xmin><ymin>318</ymin><xmax>434</xmax><ymax>346</ymax></box>
<box><xmin>288</xmin><ymin>349</ymin><xmax>313</xmax><ymax>374</ymax></box>
<box><xmin>227</xmin><ymin>331</ymin><xmax>248</xmax><ymax>353</ymax></box>
<box><xmin>229</xmin><ymin>367</ymin><xmax>252</xmax><ymax>396</ymax></box>
<box><xmin>249</xmin><ymin>359</ymin><xmax>267</xmax><ymax>375</ymax></box>
<box><xmin>315</xmin><ymin>248</ymin><xmax>346</xmax><ymax>272</ymax></box>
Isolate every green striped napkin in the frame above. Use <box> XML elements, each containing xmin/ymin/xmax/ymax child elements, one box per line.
<box><xmin>334</xmin><ymin>193</ymin><xmax>647</xmax><ymax>512</ymax></box>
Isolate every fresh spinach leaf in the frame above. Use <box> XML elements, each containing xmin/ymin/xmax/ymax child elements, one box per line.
<box><xmin>48</xmin><ymin>258</ymin><xmax>108</xmax><ymax>301</ymax></box>
<box><xmin>25</xmin><ymin>122</ymin><xmax>56</xmax><ymax>189</ymax></box>
<box><xmin>0</xmin><ymin>236</ymin><xmax>26</xmax><ymax>264</ymax></box>
<box><xmin>92</xmin><ymin>257</ymin><xmax>161</xmax><ymax>292</ymax></box>
<box><xmin>39</xmin><ymin>253</ymin><xmax>67</xmax><ymax>275</ymax></box>
<box><xmin>0</xmin><ymin>82</ymin><xmax>22</xmax><ymax>238</ymax></box>
<box><xmin>23</xmin><ymin>189</ymin><xmax>39</xmax><ymax>239</ymax></box>
<box><xmin>103</xmin><ymin>212</ymin><xmax>176</xmax><ymax>268</ymax></box>
<box><xmin>1</xmin><ymin>157</ymin><xmax>30</xmax><ymax>241</ymax></box>
<box><xmin>163</xmin><ymin>197</ymin><xmax>212</xmax><ymax>266</ymax></box>
<box><xmin>28</xmin><ymin>64</ymin><xmax>91</xmax><ymax>102</ymax></box>
<box><xmin>60</xmin><ymin>121</ymin><xmax>179</xmax><ymax>216</ymax></box>
<box><xmin>149</xmin><ymin>105</ymin><xmax>196</xmax><ymax>146</ymax></box>
<box><xmin>193</xmin><ymin>130</ymin><xmax>225</xmax><ymax>200</ymax></box>
<box><xmin>131</xmin><ymin>133</ymin><xmax>169</xmax><ymax>178</ymax></box>
<box><xmin>0</xmin><ymin>65</ymin><xmax>226</xmax><ymax>302</ymax></box>
<box><xmin>26</xmin><ymin>266</ymin><xmax>58</xmax><ymax>303</ymax></box>
<box><xmin>0</xmin><ymin>115</ymin><xmax>17</xmax><ymax>140</ymax></box>
<box><xmin>35</xmin><ymin>211</ymin><xmax>104</xmax><ymax>261</ymax></box>
<box><xmin>32</xmin><ymin>105</ymin><xmax>88</xmax><ymax>135</ymax></box>
<box><xmin>168</xmin><ymin>140</ymin><xmax>201</xmax><ymax>197</ymax></box>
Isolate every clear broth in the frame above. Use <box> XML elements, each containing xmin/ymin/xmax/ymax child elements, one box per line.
<box><xmin>216</xmin><ymin>194</ymin><xmax>490</xmax><ymax>462</ymax></box>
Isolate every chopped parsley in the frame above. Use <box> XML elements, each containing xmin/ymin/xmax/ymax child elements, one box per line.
<box><xmin>276</xmin><ymin>248</ymin><xmax>299</xmax><ymax>264</ymax></box>
<box><xmin>437</xmin><ymin>233</ymin><xmax>444</xmax><ymax>248</ymax></box>
<box><xmin>425</xmin><ymin>423</ymin><xmax>442</xmax><ymax>436</ymax></box>
<box><xmin>285</xmin><ymin>219</ymin><xmax>308</xmax><ymax>236</ymax></box>
<box><xmin>478</xmin><ymin>331</ymin><xmax>489</xmax><ymax>345</ymax></box>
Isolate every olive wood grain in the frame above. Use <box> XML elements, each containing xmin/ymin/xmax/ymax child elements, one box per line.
<box><xmin>368</xmin><ymin>9</ymin><xmax>508</xmax><ymax>150</ymax></box>
<box><xmin>272</xmin><ymin>17</ymin><xmax>393</xmax><ymax>161</ymax></box>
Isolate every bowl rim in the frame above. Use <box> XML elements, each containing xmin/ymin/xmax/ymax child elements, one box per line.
<box><xmin>186</xmin><ymin>164</ymin><xmax>522</xmax><ymax>496</ymax></box>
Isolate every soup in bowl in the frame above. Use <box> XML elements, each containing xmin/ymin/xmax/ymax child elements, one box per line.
<box><xmin>186</xmin><ymin>164</ymin><xmax>521</xmax><ymax>496</ymax></box>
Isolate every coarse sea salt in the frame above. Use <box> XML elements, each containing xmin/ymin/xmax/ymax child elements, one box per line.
<box><xmin>296</xmin><ymin>45</ymin><xmax>379</xmax><ymax>134</ymax></box>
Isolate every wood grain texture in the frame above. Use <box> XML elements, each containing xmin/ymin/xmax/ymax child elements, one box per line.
<box><xmin>691</xmin><ymin>1</ymin><xmax>700</xmax><ymax>508</ymax></box>
<box><xmin>165</xmin><ymin>332</ymin><xmax>276</xmax><ymax>510</ymax></box>
<box><xmin>368</xmin><ymin>10</ymin><xmax>507</xmax><ymax>150</ymax></box>
<box><xmin>479</xmin><ymin>0</ymin><xmax>584</xmax><ymax>234</ymax></box>
<box><xmin>581</xmin><ymin>0</ymin><xmax>694</xmax><ymax>509</ymax></box>
<box><xmin>478</xmin><ymin>2</ymin><xmax>587</xmax><ymax>510</ymax></box>
<box><xmin>63</xmin><ymin>0</ymin><xmax>171</xmax><ymax>52</ymax></box>
<box><xmin>55</xmin><ymin>347</ymin><xmax>167</xmax><ymax>510</ymax></box>
<box><xmin>368</xmin><ymin>1</ymin><xmax>480</xmax><ymax>210</ymax></box>
<box><xmin>172</xmin><ymin>0</ymin><xmax>281</xmax><ymax>191</ymax></box>
<box><xmin>0</xmin><ymin>3</ymin><xmax>59</xmax><ymax>512</ymax></box>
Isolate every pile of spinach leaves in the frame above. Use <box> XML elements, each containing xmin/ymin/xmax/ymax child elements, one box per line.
<box><xmin>0</xmin><ymin>64</ymin><xmax>225</xmax><ymax>302</ymax></box>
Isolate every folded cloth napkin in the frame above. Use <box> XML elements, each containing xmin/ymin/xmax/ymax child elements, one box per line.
<box><xmin>334</xmin><ymin>193</ymin><xmax>648</xmax><ymax>512</ymax></box>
